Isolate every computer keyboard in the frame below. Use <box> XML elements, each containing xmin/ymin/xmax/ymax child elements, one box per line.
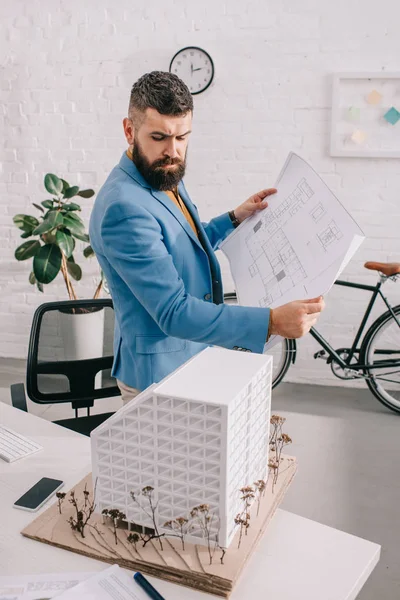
<box><xmin>0</xmin><ymin>425</ymin><xmax>43</xmax><ymax>463</ymax></box>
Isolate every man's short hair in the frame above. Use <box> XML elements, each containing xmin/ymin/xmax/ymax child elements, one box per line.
<box><xmin>129</xmin><ymin>71</ymin><xmax>193</xmax><ymax>127</ymax></box>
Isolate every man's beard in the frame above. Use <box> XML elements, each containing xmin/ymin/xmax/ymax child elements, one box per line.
<box><xmin>131</xmin><ymin>141</ymin><xmax>186</xmax><ymax>191</ymax></box>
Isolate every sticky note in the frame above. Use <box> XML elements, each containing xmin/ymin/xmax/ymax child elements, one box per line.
<box><xmin>367</xmin><ymin>90</ymin><xmax>382</xmax><ymax>105</ymax></box>
<box><xmin>351</xmin><ymin>130</ymin><xmax>367</xmax><ymax>144</ymax></box>
<box><xmin>348</xmin><ymin>106</ymin><xmax>361</xmax><ymax>121</ymax></box>
<box><xmin>383</xmin><ymin>107</ymin><xmax>400</xmax><ymax>125</ymax></box>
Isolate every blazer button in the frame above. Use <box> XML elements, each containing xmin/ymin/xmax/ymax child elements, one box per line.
<box><xmin>204</xmin><ymin>293</ymin><xmax>211</xmax><ymax>301</ymax></box>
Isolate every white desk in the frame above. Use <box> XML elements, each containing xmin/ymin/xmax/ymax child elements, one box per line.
<box><xmin>0</xmin><ymin>403</ymin><xmax>380</xmax><ymax>599</ymax></box>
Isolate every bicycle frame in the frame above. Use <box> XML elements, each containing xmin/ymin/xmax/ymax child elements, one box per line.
<box><xmin>310</xmin><ymin>277</ymin><xmax>400</xmax><ymax>371</ymax></box>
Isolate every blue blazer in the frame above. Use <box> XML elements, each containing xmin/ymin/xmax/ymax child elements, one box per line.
<box><xmin>89</xmin><ymin>153</ymin><xmax>270</xmax><ymax>390</ymax></box>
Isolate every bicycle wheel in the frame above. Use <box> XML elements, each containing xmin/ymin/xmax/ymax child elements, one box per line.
<box><xmin>264</xmin><ymin>338</ymin><xmax>295</xmax><ymax>389</ymax></box>
<box><xmin>361</xmin><ymin>305</ymin><xmax>400</xmax><ymax>413</ymax></box>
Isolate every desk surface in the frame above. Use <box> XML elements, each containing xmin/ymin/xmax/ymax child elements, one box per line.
<box><xmin>0</xmin><ymin>402</ymin><xmax>380</xmax><ymax>600</ymax></box>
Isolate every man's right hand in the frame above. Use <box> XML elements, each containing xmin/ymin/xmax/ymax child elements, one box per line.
<box><xmin>269</xmin><ymin>296</ymin><xmax>325</xmax><ymax>339</ymax></box>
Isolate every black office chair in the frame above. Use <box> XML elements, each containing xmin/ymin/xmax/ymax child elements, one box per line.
<box><xmin>10</xmin><ymin>298</ymin><xmax>121</xmax><ymax>436</ymax></box>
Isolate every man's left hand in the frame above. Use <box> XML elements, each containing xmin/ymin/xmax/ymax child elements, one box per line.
<box><xmin>233</xmin><ymin>188</ymin><xmax>277</xmax><ymax>224</ymax></box>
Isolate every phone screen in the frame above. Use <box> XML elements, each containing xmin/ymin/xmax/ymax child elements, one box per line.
<box><xmin>14</xmin><ymin>477</ymin><xmax>64</xmax><ymax>510</ymax></box>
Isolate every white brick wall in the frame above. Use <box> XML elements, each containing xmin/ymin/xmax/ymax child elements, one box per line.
<box><xmin>1</xmin><ymin>0</ymin><xmax>400</xmax><ymax>387</ymax></box>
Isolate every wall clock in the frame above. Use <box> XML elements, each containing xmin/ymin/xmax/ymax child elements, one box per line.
<box><xmin>169</xmin><ymin>46</ymin><xmax>214</xmax><ymax>95</ymax></box>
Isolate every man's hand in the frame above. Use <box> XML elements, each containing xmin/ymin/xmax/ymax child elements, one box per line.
<box><xmin>234</xmin><ymin>188</ymin><xmax>277</xmax><ymax>224</ymax></box>
<box><xmin>269</xmin><ymin>297</ymin><xmax>325</xmax><ymax>339</ymax></box>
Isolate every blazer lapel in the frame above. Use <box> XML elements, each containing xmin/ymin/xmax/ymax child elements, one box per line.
<box><xmin>179</xmin><ymin>181</ymin><xmax>223</xmax><ymax>303</ymax></box>
<box><xmin>118</xmin><ymin>152</ymin><xmax>205</xmax><ymax>253</ymax></box>
<box><xmin>178</xmin><ymin>181</ymin><xmax>216</xmax><ymax>260</ymax></box>
<box><xmin>151</xmin><ymin>189</ymin><xmax>204</xmax><ymax>252</ymax></box>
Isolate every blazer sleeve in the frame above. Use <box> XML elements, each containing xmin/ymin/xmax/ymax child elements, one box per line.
<box><xmin>101</xmin><ymin>203</ymin><xmax>269</xmax><ymax>353</ymax></box>
<box><xmin>201</xmin><ymin>213</ymin><xmax>234</xmax><ymax>250</ymax></box>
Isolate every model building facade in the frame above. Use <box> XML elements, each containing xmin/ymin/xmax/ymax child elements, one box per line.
<box><xmin>91</xmin><ymin>347</ymin><xmax>272</xmax><ymax>548</ymax></box>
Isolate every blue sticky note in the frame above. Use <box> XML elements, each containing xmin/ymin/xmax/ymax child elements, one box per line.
<box><xmin>383</xmin><ymin>107</ymin><xmax>400</xmax><ymax>125</ymax></box>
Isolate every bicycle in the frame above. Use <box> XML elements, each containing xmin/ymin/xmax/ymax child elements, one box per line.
<box><xmin>224</xmin><ymin>261</ymin><xmax>400</xmax><ymax>414</ymax></box>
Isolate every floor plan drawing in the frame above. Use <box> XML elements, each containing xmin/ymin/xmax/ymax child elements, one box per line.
<box><xmin>245</xmin><ymin>221</ymin><xmax>307</xmax><ymax>307</ymax></box>
<box><xmin>310</xmin><ymin>202</ymin><xmax>326</xmax><ymax>224</ymax></box>
<box><xmin>318</xmin><ymin>221</ymin><xmax>344</xmax><ymax>251</ymax></box>
<box><xmin>220</xmin><ymin>153</ymin><xmax>365</xmax><ymax>311</ymax></box>
<box><xmin>270</xmin><ymin>177</ymin><xmax>315</xmax><ymax>224</ymax></box>
<box><xmin>240</xmin><ymin>176</ymin><xmax>315</xmax><ymax>306</ymax></box>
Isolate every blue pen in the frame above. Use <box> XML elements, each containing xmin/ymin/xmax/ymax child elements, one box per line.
<box><xmin>133</xmin><ymin>572</ymin><xmax>166</xmax><ymax>600</ymax></box>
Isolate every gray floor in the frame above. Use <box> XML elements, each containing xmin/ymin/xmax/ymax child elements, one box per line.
<box><xmin>273</xmin><ymin>382</ymin><xmax>400</xmax><ymax>600</ymax></box>
<box><xmin>1</xmin><ymin>359</ymin><xmax>399</xmax><ymax>598</ymax></box>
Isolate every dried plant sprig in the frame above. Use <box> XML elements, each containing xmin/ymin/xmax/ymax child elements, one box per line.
<box><xmin>253</xmin><ymin>479</ymin><xmax>267</xmax><ymax>516</ymax></box>
<box><xmin>102</xmin><ymin>508</ymin><xmax>126</xmax><ymax>545</ymax></box>
<box><xmin>56</xmin><ymin>492</ymin><xmax>66</xmax><ymax>515</ymax></box>
<box><xmin>269</xmin><ymin>415</ymin><xmax>292</xmax><ymax>491</ymax></box>
<box><xmin>67</xmin><ymin>482</ymin><xmax>96</xmax><ymax>539</ymax></box>
<box><xmin>190</xmin><ymin>504</ymin><xmax>218</xmax><ymax>565</ymax></box>
<box><xmin>130</xmin><ymin>486</ymin><xmax>164</xmax><ymax>550</ymax></box>
<box><xmin>164</xmin><ymin>516</ymin><xmax>190</xmax><ymax>551</ymax></box>
<box><xmin>127</xmin><ymin>532</ymin><xmax>140</xmax><ymax>552</ymax></box>
<box><xmin>234</xmin><ymin>485</ymin><xmax>255</xmax><ymax>549</ymax></box>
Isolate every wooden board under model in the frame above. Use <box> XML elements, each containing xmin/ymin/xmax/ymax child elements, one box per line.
<box><xmin>22</xmin><ymin>456</ymin><xmax>297</xmax><ymax>598</ymax></box>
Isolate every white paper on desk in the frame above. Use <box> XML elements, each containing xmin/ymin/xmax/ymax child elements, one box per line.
<box><xmin>221</xmin><ymin>152</ymin><xmax>365</xmax><ymax>313</ymax></box>
<box><xmin>0</xmin><ymin>572</ymin><xmax>92</xmax><ymax>600</ymax></box>
<box><xmin>55</xmin><ymin>566</ymin><xmax>141</xmax><ymax>600</ymax></box>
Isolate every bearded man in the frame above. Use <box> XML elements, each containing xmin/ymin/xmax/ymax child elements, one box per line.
<box><xmin>89</xmin><ymin>71</ymin><xmax>324</xmax><ymax>404</ymax></box>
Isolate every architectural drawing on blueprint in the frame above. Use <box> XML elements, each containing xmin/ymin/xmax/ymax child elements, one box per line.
<box><xmin>318</xmin><ymin>220</ymin><xmax>343</xmax><ymax>251</ymax></box>
<box><xmin>242</xmin><ymin>177</ymin><xmax>315</xmax><ymax>307</ymax></box>
<box><xmin>220</xmin><ymin>152</ymin><xmax>365</xmax><ymax>313</ymax></box>
<box><xmin>310</xmin><ymin>202</ymin><xmax>326</xmax><ymax>224</ymax></box>
<box><xmin>245</xmin><ymin>221</ymin><xmax>307</xmax><ymax>307</ymax></box>
<box><xmin>271</xmin><ymin>177</ymin><xmax>314</xmax><ymax>223</ymax></box>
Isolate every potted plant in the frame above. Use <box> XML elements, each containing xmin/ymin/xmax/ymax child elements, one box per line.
<box><xmin>13</xmin><ymin>174</ymin><xmax>105</xmax><ymax>367</ymax></box>
<box><xmin>13</xmin><ymin>173</ymin><xmax>102</xmax><ymax>299</ymax></box>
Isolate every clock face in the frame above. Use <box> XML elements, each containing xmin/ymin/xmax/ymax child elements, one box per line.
<box><xmin>169</xmin><ymin>46</ymin><xmax>214</xmax><ymax>95</ymax></box>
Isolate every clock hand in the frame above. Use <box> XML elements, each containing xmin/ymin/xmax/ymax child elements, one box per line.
<box><xmin>193</xmin><ymin>67</ymin><xmax>203</xmax><ymax>72</ymax></box>
<box><xmin>190</xmin><ymin>62</ymin><xmax>193</xmax><ymax>74</ymax></box>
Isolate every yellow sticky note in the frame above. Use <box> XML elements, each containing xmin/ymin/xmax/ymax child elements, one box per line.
<box><xmin>367</xmin><ymin>89</ymin><xmax>382</xmax><ymax>105</ymax></box>
<box><xmin>351</xmin><ymin>130</ymin><xmax>367</xmax><ymax>144</ymax></box>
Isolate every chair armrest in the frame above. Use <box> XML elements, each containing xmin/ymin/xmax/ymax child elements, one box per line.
<box><xmin>10</xmin><ymin>383</ymin><xmax>28</xmax><ymax>412</ymax></box>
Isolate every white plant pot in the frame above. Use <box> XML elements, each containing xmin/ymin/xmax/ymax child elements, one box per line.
<box><xmin>59</xmin><ymin>307</ymin><xmax>105</xmax><ymax>389</ymax></box>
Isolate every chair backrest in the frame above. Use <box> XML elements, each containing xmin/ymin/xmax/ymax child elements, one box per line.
<box><xmin>26</xmin><ymin>298</ymin><xmax>120</xmax><ymax>410</ymax></box>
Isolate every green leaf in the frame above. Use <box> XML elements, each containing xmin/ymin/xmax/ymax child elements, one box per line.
<box><xmin>41</xmin><ymin>231</ymin><xmax>56</xmax><ymax>244</ymax></box>
<box><xmin>67</xmin><ymin>259</ymin><xmax>82</xmax><ymax>281</ymax></box>
<box><xmin>77</xmin><ymin>189</ymin><xmax>95</xmax><ymax>198</ymax></box>
<box><xmin>21</xmin><ymin>231</ymin><xmax>32</xmax><ymax>239</ymax></box>
<box><xmin>36</xmin><ymin>281</ymin><xmax>44</xmax><ymax>293</ymax></box>
<box><xmin>41</xmin><ymin>200</ymin><xmax>54</xmax><ymax>209</ymax></box>
<box><xmin>32</xmin><ymin>203</ymin><xmax>44</xmax><ymax>213</ymax></box>
<box><xmin>63</xmin><ymin>202</ymin><xmax>81</xmax><ymax>212</ymax></box>
<box><xmin>83</xmin><ymin>245</ymin><xmax>95</xmax><ymax>258</ymax></box>
<box><xmin>62</xmin><ymin>212</ymin><xmax>86</xmax><ymax>235</ymax></box>
<box><xmin>44</xmin><ymin>174</ymin><xmax>63</xmax><ymax>196</ymax></box>
<box><xmin>32</xmin><ymin>210</ymin><xmax>64</xmax><ymax>235</ymax></box>
<box><xmin>71</xmin><ymin>231</ymin><xmax>90</xmax><ymax>243</ymax></box>
<box><xmin>13</xmin><ymin>214</ymin><xmax>39</xmax><ymax>233</ymax></box>
<box><xmin>33</xmin><ymin>244</ymin><xmax>62</xmax><ymax>284</ymax></box>
<box><xmin>15</xmin><ymin>240</ymin><xmax>41</xmax><ymax>261</ymax></box>
<box><xmin>63</xmin><ymin>185</ymin><xmax>80</xmax><ymax>199</ymax></box>
<box><xmin>29</xmin><ymin>271</ymin><xmax>36</xmax><ymax>285</ymax></box>
<box><xmin>56</xmin><ymin>229</ymin><xmax>75</xmax><ymax>258</ymax></box>
<box><xmin>61</xmin><ymin>179</ymin><xmax>70</xmax><ymax>194</ymax></box>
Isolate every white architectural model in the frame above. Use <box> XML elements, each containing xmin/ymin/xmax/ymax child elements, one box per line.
<box><xmin>91</xmin><ymin>347</ymin><xmax>272</xmax><ymax>548</ymax></box>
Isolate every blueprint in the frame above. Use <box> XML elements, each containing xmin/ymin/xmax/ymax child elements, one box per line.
<box><xmin>221</xmin><ymin>153</ymin><xmax>365</xmax><ymax>310</ymax></box>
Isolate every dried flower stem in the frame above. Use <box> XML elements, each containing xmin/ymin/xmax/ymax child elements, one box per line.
<box><xmin>130</xmin><ymin>486</ymin><xmax>164</xmax><ymax>550</ymax></box>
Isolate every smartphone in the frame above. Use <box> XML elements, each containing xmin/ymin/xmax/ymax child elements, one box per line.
<box><xmin>13</xmin><ymin>477</ymin><xmax>64</xmax><ymax>512</ymax></box>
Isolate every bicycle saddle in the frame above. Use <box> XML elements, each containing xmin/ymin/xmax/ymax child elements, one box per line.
<box><xmin>364</xmin><ymin>261</ymin><xmax>400</xmax><ymax>276</ymax></box>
